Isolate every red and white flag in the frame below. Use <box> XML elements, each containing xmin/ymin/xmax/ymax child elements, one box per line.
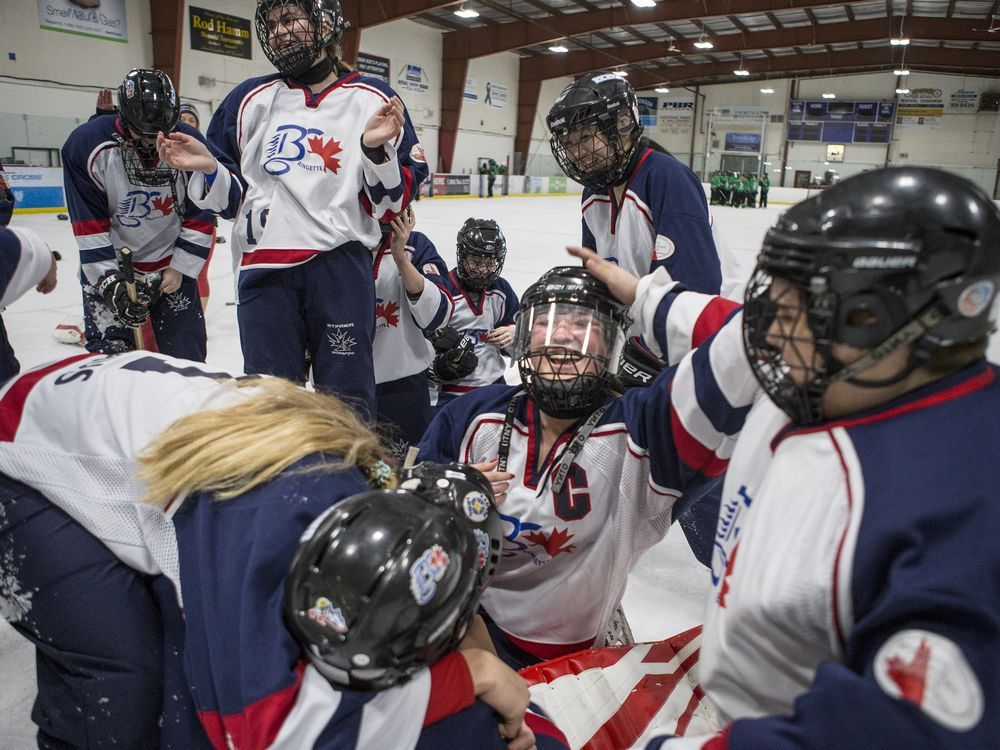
<box><xmin>520</xmin><ymin>627</ymin><xmax>721</xmax><ymax>750</ymax></box>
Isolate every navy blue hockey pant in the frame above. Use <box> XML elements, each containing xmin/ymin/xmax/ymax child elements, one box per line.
<box><xmin>82</xmin><ymin>274</ymin><xmax>206</xmax><ymax>361</ymax></box>
<box><xmin>237</xmin><ymin>245</ymin><xmax>376</xmax><ymax>421</ymax></box>
<box><xmin>0</xmin><ymin>474</ymin><xmax>163</xmax><ymax>749</ymax></box>
<box><xmin>375</xmin><ymin>372</ymin><xmax>434</xmax><ymax>461</ymax></box>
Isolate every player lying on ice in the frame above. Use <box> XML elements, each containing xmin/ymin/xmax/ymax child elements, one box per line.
<box><xmin>0</xmin><ymin>357</ymin><xmax>567</xmax><ymax>749</ymax></box>
<box><xmin>524</xmin><ymin>166</ymin><xmax>1000</xmax><ymax>750</ymax></box>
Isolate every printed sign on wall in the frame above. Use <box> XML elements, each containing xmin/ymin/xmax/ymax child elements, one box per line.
<box><xmin>38</xmin><ymin>0</ymin><xmax>128</xmax><ymax>43</ymax></box>
<box><xmin>357</xmin><ymin>52</ymin><xmax>390</xmax><ymax>83</ymax></box>
<box><xmin>397</xmin><ymin>64</ymin><xmax>429</xmax><ymax>93</ymax></box>
<box><xmin>189</xmin><ymin>6</ymin><xmax>252</xmax><ymax>59</ymax></box>
<box><xmin>485</xmin><ymin>82</ymin><xmax>508</xmax><ymax>108</ymax></box>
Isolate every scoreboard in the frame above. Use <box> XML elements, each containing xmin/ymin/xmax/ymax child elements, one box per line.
<box><xmin>787</xmin><ymin>100</ymin><xmax>895</xmax><ymax>144</ymax></box>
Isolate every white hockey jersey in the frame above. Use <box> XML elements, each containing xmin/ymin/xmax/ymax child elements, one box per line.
<box><xmin>372</xmin><ymin>231</ymin><xmax>451</xmax><ymax>383</ymax></box>
<box><xmin>61</xmin><ymin>116</ymin><xmax>217</xmax><ymax>285</ymax></box>
<box><xmin>194</xmin><ymin>71</ymin><xmax>428</xmax><ymax>297</ymax></box>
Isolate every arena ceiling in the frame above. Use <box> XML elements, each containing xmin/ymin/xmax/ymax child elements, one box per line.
<box><xmin>346</xmin><ymin>0</ymin><xmax>1000</xmax><ymax>89</ymax></box>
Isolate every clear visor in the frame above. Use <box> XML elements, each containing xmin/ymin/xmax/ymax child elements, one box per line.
<box><xmin>515</xmin><ymin>302</ymin><xmax>624</xmax><ymax>374</ymax></box>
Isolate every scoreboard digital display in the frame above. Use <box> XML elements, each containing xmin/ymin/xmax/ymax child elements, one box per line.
<box><xmin>787</xmin><ymin>100</ymin><xmax>894</xmax><ymax>144</ymax></box>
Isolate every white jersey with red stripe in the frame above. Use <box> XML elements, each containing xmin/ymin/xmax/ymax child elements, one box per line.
<box><xmin>196</xmin><ymin>71</ymin><xmax>427</xmax><ymax>295</ymax></box>
<box><xmin>61</xmin><ymin>115</ymin><xmax>217</xmax><ymax>286</ymax></box>
<box><xmin>419</xmin><ymin>272</ymin><xmax>753</xmax><ymax>656</ymax></box>
<box><xmin>0</xmin><ymin>352</ymin><xmax>249</xmax><ymax>586</ymax></box>
<box><xmin>430</xmin><ymin>270</ymin><xmax>519</xmax><ymax>403</ymax></box>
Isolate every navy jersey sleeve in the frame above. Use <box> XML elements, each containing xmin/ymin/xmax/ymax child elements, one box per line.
<box><xmin>172</xmin><ymin>459</ymin><xmax>372</xmax><ymax>747</ymax></box>
<box><xmin>407</xmin><ymin>232</ymin><xmax>453</xmax><ymax>331</ymax></box>
<box><xmin>649</xmin><ymin>156</ymin><xmax>721</xmax><ymax>294</ymax></box>
<box><xmin>495</xmin><ymin>277</ymin><xmax>519</xmax><ymax>327</ymax></box>
<box><xmin>621</xmin><ymin>308</ymin><xmax>754</xmax><ymax>510</ymax></box>
<box><xmin>61</xmin><ymin>119</ymin><xmax>119</xmax><ymax>283</ymax></box>
<box><xmin>0</xmin><ymin>227</ymin><xmax>53</xmax><ymax>308</ymax></box>
<box><xmin>418</xmin><ymin>385</ymin><xmax>516</xmax><ymax>464</ymax></box>
<box><xmin>356</xmin><ymin>77</ymin><xmax>429</xmax><ymax>220</ymax></box>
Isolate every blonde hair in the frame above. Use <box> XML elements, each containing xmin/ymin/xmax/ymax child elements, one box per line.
<box><xmin>137</xmin><ymin>378</ymin><xmax>389</xmax><ymax>503</ymax></box>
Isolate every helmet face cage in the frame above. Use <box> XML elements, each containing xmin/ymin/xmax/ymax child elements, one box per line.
<box><xmin>255</xmin><ymin>0</ymin><xmax>344</xmax><ymax>76</ymax></box>
<box><xmin>743</xmin><ymin>264</ymin><xmax>836</xmax><ymax>424</ymax></box>
<box><xmin>456</xmin><ymin>219</ymin><xmax>507</xmax><ymax>290</ymax></box>
<box><xmin>284</xmin><ymin>490</ymin><xmax>481</xmax><ymax>692</ymax></box>
<box><xmin>514</xmin><ymin>294</ymin><xmax>628</xmax><ymax>419</ymax></box>
<box><xmin>547</xmin><ymin>73</ymin><xmax>644</xmax><ymax>192</ymax></box>
<box><xmin>398</xmin><ymin>462</ymin><xmax>503</xmax><ymax>592</ymax></box>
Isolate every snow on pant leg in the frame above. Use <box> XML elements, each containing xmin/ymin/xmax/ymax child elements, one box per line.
<box><xmin>304</xmin><ymin>245</ymin><xmax>376</xmax><ymax>423</ymax></box>
<box><xmin>0</xmin><ymin>474</ymin><xmax>163</xmax><ymax>749</ymax></box>
<box><xmin>0</xmin><ymin>315</ymin><xmax>20</xmax><ymax>383</ymax></box>
<box><xmin>236</xmin><ymin>270</ymin><xmax>309</xmax><ymax>382</ymax></box>
<box><xmin>375</xmin><ymin>372</ymin><xmax>434</xmax><ymax>461</ymax></box>
<box><xmin>149</xmin><ymin>274</ymin><xmax>207</xmax><ymax>362</ymax></box>
<box><xmin>81</xmin><ymin>282</ymin><xmax>135</xmax><ymax>355</ymax></box>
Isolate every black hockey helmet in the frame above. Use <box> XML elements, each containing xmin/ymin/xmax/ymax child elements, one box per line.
<box><xmin>398</xmin><ymin>461</ymin><xmax>502</xmax><ymax>592</ymax></box>
<box><xmin>547</xmin><ymin>72</ymin><xmax>643</xmax><ymax>192</ymax></box>
<box><xmin>285</xmin><ymin>489</ymin><xmax>481</xmax><ymax>691</ymax></box>
<box><xmin>744</xmin><ymin>166</ymin><xmax>1000</xmax><ymax>424</ymax></box>
<box><xmin>255</xmin><ymin>0</ymin><xmax>349</xmax><ymax>77</ymax></box>
<box><xmin>117</xmin><ymin>68</ymin><xmax>180</xmax><ymax>137</ymax></box>
<box><xmin>456</xmin><ymin>218</ymin><xmax>507</xmax><ymax>291</ymax></box>
<box><xmin>115</xmin><ymin>69</ymin><xmax>180</xmax><ymax>189</ymax></box>
<box><xmin>514</xmin><ymin>266</ymin><xmax>630</xmax><ymax>419</ymax></box>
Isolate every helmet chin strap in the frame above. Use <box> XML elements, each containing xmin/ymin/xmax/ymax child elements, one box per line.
<box><xmin>827</xmin><ymin>304</ymin><xmax>946</xmax><ymax>389</ymax></box>
<box><xmin>290</xmin><ymin>52</ymin><xmax>336</xmax><ymax>85</ymax></box>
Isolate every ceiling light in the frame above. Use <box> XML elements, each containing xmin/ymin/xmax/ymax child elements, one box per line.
<box><xmin>890</xmin><ymin>37</ymin><xmax>910</xmax><ymax>46</ymax></box>
<box><xmin>896</xmin><ymin>87</ymin><xmax>910</xmax><ymax>95</ymax></box>
<box><xmin>734</xmin><ymin>68</ymin><xmax>750</xmax><ymax>76</ymax></box>
<box><xmin>548</xmin><ymin>44</ymin><xmax>568</xmax><ymax>53</ymax></box>
<box><xmin>612</xmin><ymin>69</ymin><xmax>629</xmax><ymax>77</ymax></box>
<box><xmin>893</xmin><ymin>68</ymin><xmax>910</xmax><ymax>76</ymax></box>
<box><xmin>630</xmin><ymin>0</ymin><xmax>656</xmax><ymax>7</ymax></box>
<box><xmin>655</xmin><ymin>86</ymin><xmax>670</xmax><ymax>93</ymax></box>
<box><xmin>694</xmin><ymin>37</ymin><xmax>714</xmax><ymax>49</ymax></box>
<box><xmin>453</xmin><ymin>5</ymin><xmax>479</xmax><ymax>18</ymax></box>
<box><xmin>822</xmin><ymin>92</ymin><xmax>836</xmax><ymax>99</ymax></box>
<box><xmin>760</xmin><ymin>87</ymin><xmax>774</xmax><ymax>94</ymax></box>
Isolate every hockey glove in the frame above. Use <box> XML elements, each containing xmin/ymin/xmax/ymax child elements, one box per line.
<box><xmin>96</xmin><ymin>271</ymin><xmax>150</xmax><ymax>328</ymax></box>
<box><xmin>426</xmin><ymin>325</ymin><xmax>466</xmax><ymax>354</ymax></box>
<box><xmin>431</xmin><ymin>341</ymin><xmax>478</xmax><ymax>382</ymax></box>
<box><xmin>618</xmin><ymin>336</ymin><xmax>665</xmax><ymax>390</ymax></box>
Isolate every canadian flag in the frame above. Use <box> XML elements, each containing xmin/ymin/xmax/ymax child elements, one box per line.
<box><xmin>520</xmin><ymin>627</ymin><xmax>722</xmax><ymax>749</ymax></box>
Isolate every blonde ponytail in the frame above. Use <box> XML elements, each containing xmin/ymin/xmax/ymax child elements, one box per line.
<box><xmin>137</xmin><ymin>378</ymin><xmax>391</xmax><ymax>504</ymax></box>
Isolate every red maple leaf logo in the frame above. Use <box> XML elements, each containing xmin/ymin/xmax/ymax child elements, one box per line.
<box><xmin>717</xmin><ymin>542</ymin><xmax>739</xmax><ymax>608</ymax></box>
<box><xmin>524</xmin><ymin>527</ymin><xmax>576</xmax><ymax>557</ymax></box>
<box><xmin>376</xmin><ymin>300</ymin><xmax>400</xmax><ymax>327</ymax></box>
<box><xmin>887</xmin><ymin>639</ymin><xmax>931</xmax><ymax>705</ymax></box>
<box><xmin>308</xmin><ymin>135</ymin><xmax>343</xmax><ymax>173</ymax></box>
<box><xmin>151</xmin><ymin>195</ymin><xmax>174</xmax><ymax>215</ymax></box>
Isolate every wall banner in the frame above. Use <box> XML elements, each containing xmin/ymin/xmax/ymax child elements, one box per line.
<box><xmin>897</xmin><ymin>88</ymin><xmax>944</xmax><ymax>118</ymax></box>
<box><xmin>189</xmin><ymin>6</ymin><xmax>252</xmax><ymax>59</ymax></box>
<box><xmin>38</xmin><ymin>0</ymin><xmax>128</xmax><ymax>43</ymax></box>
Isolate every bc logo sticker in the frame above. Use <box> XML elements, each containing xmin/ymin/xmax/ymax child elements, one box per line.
<box><xmin>957</xmin><ymin>280</ymin><xmax>994</xmax><ymax>318</ymax></box>
<box><xmin>473</xmin><ymin>528</ymin><xmax>490</xmax><ymax>570</ymax></box>
<box><xmin>463</xmin><ymin>491</ymin><xmax>491</xmax><ymax>522</ymax></box>
<box><xmin>409</xmin><ymin>544</ymin><xmax>450</xmax><ymax>605</ymax></box>
<box><xmin>874</xmin><ymin>629</ymin><xmax>984</xmax><ymax>731</ymax></box>
<box><xmin>307</xmin><ymin>597</ymin><xmax>348</xmax><ymax>633</ymax></box>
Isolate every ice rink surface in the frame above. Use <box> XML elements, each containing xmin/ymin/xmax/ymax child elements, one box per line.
<box><xmin>9</xmin><ymin>193</ymin><xmax>992</xmax><ymax>746</ymax></box>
